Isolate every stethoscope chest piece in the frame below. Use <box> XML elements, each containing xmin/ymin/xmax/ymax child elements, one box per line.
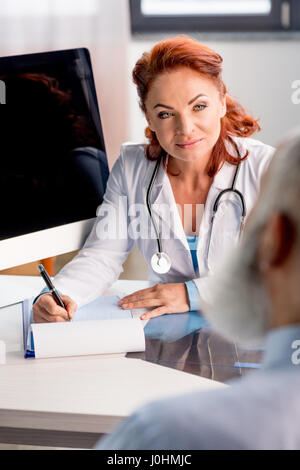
<box><xmin>151</xmin><ymin>252</ymin><xmax>171</xmax><ymax>274</ymax></box>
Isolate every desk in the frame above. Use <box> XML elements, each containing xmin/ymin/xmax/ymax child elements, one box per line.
<box><xmin>0</xmin><ymin>276</ymin><xmax>228</xmax><ymax>449</ymax></box>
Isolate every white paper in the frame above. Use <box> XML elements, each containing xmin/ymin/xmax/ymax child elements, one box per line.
<box><xmin>72</xmin><ymin>295</ymin><xmax>132</xmax><ymax>322</ymax></box>
<box><xmin>31</xmin><ymin>318</ymin><xmax>145</xmax><ymax>359</ymax></box>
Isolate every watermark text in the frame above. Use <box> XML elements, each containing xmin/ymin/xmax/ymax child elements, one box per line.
<box><xmin>0</xmin><ymin>340</ymin><xmax>6</xmax><ymax>364</ymax></box>
<box><xmin>0</xmin><ymin>80</ymin><xmax>6</xmax><ymax>104</ymax></box>
<box><xmin>291</xmin><ymin>339</ymin><xmax>300</xmax><ymax>365</ymax></box>
<box><xmin>95</xmin><ymin>196</ymin><xmax>204</xmax><ymax>243</ymax></box>
<box><xmin>291</xmin><ymin>80</ymin><xmax>300</xmax><ymax>104</ymax></box>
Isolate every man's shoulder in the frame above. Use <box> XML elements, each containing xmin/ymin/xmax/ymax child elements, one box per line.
<box><xmin>126</xmin><ymin>368</ymin><xmax>300</xmax><ymax>449</ymax></box>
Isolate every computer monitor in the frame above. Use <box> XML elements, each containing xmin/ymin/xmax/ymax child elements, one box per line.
<box><xmin>0</xmin><ymin>48</ymin><xmax>109</xmax><ymax>270</ymax></box>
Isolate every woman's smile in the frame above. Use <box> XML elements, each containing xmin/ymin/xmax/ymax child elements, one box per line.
<box><xmin>175</xmin><ymin>137</ymin><xmax>204</xmax><ymax>149</ymax></box>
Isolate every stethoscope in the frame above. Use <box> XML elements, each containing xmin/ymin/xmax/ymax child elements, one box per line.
<box><xmin>146</xmin><ymin>147</ymin><xmax>246</xmax><ymax>275</ymax></box>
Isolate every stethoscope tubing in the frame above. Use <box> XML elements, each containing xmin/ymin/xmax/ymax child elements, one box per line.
<box><xmin>146</xmin><ymin>144</ymin><xmax>247</xmax><ymax>272</ymax></box>
<box><xmin>146</xmin><ymin>157</ymin><xmax>163</xmax><ymax>254</ymax></box>
<box><xmin>207</xmin><ymin>164</ymin><xmax>246</xmax><ymax>262</ymax></box>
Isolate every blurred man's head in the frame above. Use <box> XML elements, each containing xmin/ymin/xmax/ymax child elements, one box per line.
<box><xmin>203</xmin><ymin>128</ymin><xmax>300</xmax><ymax>346</ymax></box>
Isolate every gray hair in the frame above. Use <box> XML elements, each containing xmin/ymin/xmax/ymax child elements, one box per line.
<box><xmin>202</xmin><ymin>127</ymin><xmax>300</xmax><ymax>346</ymax></box>
<box><xmin>248</xmin><ymin>126</ymin><xmax>300</xmax><ymax>234</ymax></box>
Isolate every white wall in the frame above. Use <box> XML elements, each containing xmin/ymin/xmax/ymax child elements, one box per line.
<box><xmin>128</xmin><ymin>35</ymin><xmax>300</xmax><ymax>148</ymax></box>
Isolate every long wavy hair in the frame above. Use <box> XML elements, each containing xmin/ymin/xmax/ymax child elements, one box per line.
<box><xmin>132</xmin><ymin>35</ymin><xmax>260</xmax><ymax>177</ymax></box>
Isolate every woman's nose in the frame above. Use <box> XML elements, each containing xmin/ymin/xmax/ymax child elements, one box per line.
<box><xmin>175</xmin><ymin>115</ymin><xmax>195</xmax><ymax>136</ymax></box>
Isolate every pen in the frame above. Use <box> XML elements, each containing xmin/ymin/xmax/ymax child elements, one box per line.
<box><xmin>37</xmin><ymin>264</ymin><xmax>70</xmax><ymax>320</ymax></box>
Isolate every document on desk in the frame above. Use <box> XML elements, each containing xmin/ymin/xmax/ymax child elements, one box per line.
<box><xmin>22</xmin><ymin>295</ymin><xmax>145</xmax><ymax>359</ymax></box>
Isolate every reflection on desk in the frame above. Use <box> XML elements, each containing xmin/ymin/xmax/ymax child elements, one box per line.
<box><xmin>127</xmin><ymin>312</ymin><xmax>264</xmax><ymax>383</ymax></box>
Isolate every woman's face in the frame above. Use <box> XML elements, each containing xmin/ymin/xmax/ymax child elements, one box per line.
<box><xmin>145</xmin><ymin>67</ymin><xmax>226</xmax><ymax>163</ymax></box>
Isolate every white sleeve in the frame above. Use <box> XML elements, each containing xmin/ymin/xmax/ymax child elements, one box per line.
<box><xmin>53</xmin><ymin>151</ymin><xmax>134</xmax><ymax>307</ymax></box>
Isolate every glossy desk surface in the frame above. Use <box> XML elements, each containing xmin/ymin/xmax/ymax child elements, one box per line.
<box><xmin>128</xmin><ymin>311</ymin><xmax>263</xmax><ymax>384</ymax></box>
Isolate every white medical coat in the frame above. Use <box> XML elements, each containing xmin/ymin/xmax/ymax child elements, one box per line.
<box><xmin>54</xmin><ymin>136</ymin><xmax>275</xmax><ymax>308</ymax></box>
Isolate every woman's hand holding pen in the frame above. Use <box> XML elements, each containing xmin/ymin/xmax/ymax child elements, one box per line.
<box><xmin>32</xmin><ymin>293</ymin><xmax>78</xmax><ymax>323</ymax></box>
<box><xmin>118</xmin><ymin>283</ymin><xmax>190</xmax><ymax>320</ymax></box>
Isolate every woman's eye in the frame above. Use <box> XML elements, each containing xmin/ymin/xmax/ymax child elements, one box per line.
<box><xmin>194</xmin><ymin>104</ymin><xmax>207</xmax><ymax>111</ymax></box>
<box><xmin>157</xmin><ymin>111</ymin><xmax>172</xmax><ymax>119</ymax></box>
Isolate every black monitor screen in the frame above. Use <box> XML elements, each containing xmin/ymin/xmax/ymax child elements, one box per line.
<box><xmin>0</xmin><ymin>48</ymin><xmax>109</xmax><ymax>240</ymax></box>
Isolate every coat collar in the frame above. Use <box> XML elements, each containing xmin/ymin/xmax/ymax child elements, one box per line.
<box><xmin>212</xmin><ymin>160</ymin><xmax>239</xmax><ymax>191</ymax></box>
<box><xmin>140</xmin><ymin>137</ymin><xmax>245</xmax><ymax>244</ymax></box>
<box><xmin>212</xmin><ymin>136</ymin><xmax>245</xmax><ymax>190</ymax></box>
<box><xmin>142</xmin><ymin>155</ymin><xmax>167</xmax><ymax>191</ymax></box>
<box><xmin>142</xmin><ymin>136</ymin><xmax>245</xmax><ymax>194</ymax></box>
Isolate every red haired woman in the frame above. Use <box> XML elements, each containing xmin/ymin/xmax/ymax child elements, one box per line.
<box><xmin>33</xmin><ymin>35</ymin><xmax>274</xmax><ymax>323</ymax></box>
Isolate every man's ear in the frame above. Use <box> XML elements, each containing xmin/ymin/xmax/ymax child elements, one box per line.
<box><xmin>258</xmin><ymin>213</ymin><xmax>295</xmax><ymax>272</ymax></box>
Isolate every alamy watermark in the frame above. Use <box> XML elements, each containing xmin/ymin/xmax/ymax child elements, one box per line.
<box><xmin>291</xmin><ymin>80</ymin><xmax>300</xmax><ymax>105</ymax></box>
<box><xmin>0</xmin><ymin>340</ymin><xmax>6</xmax><ymax>364</ymax></box>
<box><xmin>291</xmin><ymin>339</ymin><xmax>300</xmax><ymax>365</ymax></box>
<box><xmin>0</xmin><ymin>80</ymin><xmax>6</xmax><ymax>104</ymax></box>
<box><xmin>95</xmin><ymin>196</ymin><xmax>205</xmax><ymax>244</ymax></box>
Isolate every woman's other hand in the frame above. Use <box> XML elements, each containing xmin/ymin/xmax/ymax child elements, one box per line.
<box><xmin>118</xmin><ymin>283</ymin><xmax>190</xmax><ymax>320</ymax></box>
